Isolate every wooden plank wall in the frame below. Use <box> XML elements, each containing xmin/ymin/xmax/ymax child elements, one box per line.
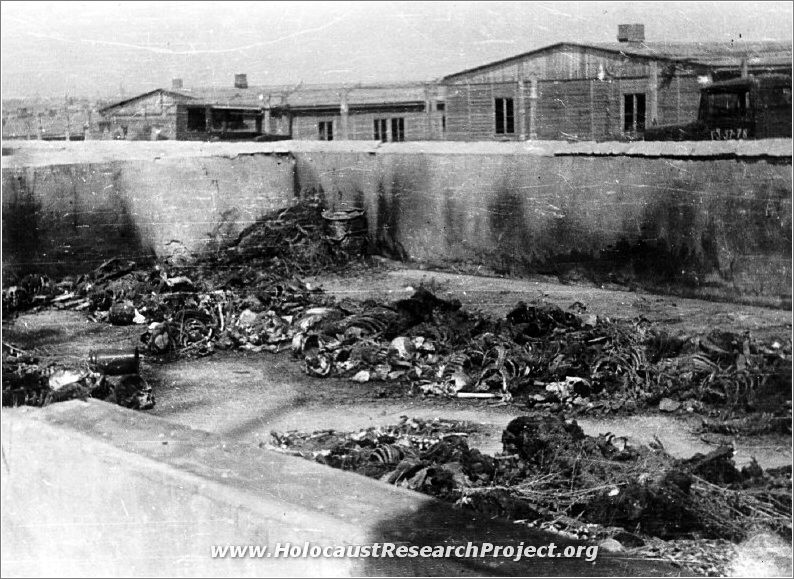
<box><xmin>291</xmin><ymin>115</ymin><xmax>341</xmax><ymax>140</ymax></box>
<box><xmin>442</xmin><ymin>45</ymin><xmax>713</xmax><ymax>141</ymax></box>
<box><xmin>536</xmin><ymin>80</ymin><xmax>615</xmax><ymax>140</ymax></box>
<box><xmin>291</xmin><ymin>111</ymin><xmax>436</xmax><ymax>141</ymax></box>
<box><xmin>657</xmin><ymin>75</ymin><xmax>702</xmax><ymax>125</ymax></box>
<box><xmin>101</xmin><ymin>92</ymin><xmax>181</xmax><ymax>140</ymax></box>
<box><xmin>100</xmin><ymin>114</ymin><xmax>177</xmax><ymax>140</ymax></box>
<box><xmin>445</xmin><ymin>82</ymin><xmax>520</xmax><ymax>141</ymax></box>
<box><xmin>445</xmin><ymin>73</ymin><xmax>703</xmax><ymax>141</ymax></box>
<box><xmin>445</xmin><ymin>86</ymin><xmax>471</xmax><ymax>141</ymax></box>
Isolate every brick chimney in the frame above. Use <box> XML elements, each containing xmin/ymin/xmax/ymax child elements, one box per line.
<box><xmin>617</xmin><ymin>24</ymin><xmax>645</xmax><ymax>44</ymax></box>
<box><xmin>171</xmin><ymin>78</ymin><xmax>183</xmax><ymax>90</ymax></box>
<box><xmin>234</xmin><ymin>74</ymin><xmax>248</xmax><ymax>89</ymax></box>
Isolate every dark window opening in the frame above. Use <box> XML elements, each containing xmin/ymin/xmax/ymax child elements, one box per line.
<box><xmin>212</xmin><ymin>112</ymin><xmax>225</xmax><ymax>131</ymax></box>
<box><xmin>319</xmin><ymin>121</ymin><xmax>333</xmax><ymax>141</ymax></box>
<box><xmin>766</xmin><ymin>87</ymin><xmax>791</xmax><ymax>108</ymax></box>
<box><xmin>623</xmin><ymin>93</ymin><xmax>646</xmax><ymax>133</ymax></box>
<box><xmin>208</xmin><ymin>110</ymin><xmax>259</xmax><ymax>132</ymax></box>
<box><xmin>495</xmin><ymin>97</ymin><xmax>514</xmax><ymax>134</ymax></box>
<box><xmin>436</xmin><ymin>102</ymin><xmax>445</xmax><ymax>111</ymax></box>
<box><xmin>390</xmin><ymin>117</ymin><xmax>405</xmax><ymax>142</ymax></box>
<box><xmin>705</xmin><ymin>91</ymin><xmax>749</xmax><ymax>117</ymax></box>
<box><xmin>187</xmin><ymin>108</ymin><xmax>206</xmax><ymax>131</ymax></box>
<box><xmin>227</xmin><ymin>112</ymin><xmax>245</xmax><ymax>130</ymax></box>
<box><xmin>374</xmin><ymin>118</ymin><xmax>388</xmax><ymax>142</ymax></box>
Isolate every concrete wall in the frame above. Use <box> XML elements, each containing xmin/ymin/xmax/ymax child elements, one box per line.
<box><xmin>3</xmin><ymin>140</ymin><xmax>791</xmax><ymax>306</ymax></box>
<box><xmin>293</xmin><ymin>140</ymin><xmax>792</xmax><ymax>307</ymax></box>
<box><xmin>2</xmin><ymin>142</ymin><xmax>296</xmax><ymax>276</ymax></box>
<box><xmin>1</xmin><ymin>400</ymin><xmax>672</xmax><ymax>577</ymax></box>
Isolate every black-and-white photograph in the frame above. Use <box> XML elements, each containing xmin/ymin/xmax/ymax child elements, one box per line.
<box><xmin>1</xmin><ymin>1</ymin><xmax>792</xmax><ymax>576</ymax></box>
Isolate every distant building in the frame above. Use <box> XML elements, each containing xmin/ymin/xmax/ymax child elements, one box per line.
<box><xmin>275</xmin><ymin>84</ymin><xmax>445</xmax><ymax>142</ymax></box>
<box><xmin>2</xmin><ymin>102</ymin><xmax>93</xmax><ymax>141</ymax></box>
<box><xmin>441</xmin><ymin>25</ymin><xmax>792</xmax><ymax>141</ymax></box>
<box><xmin>97</xmin><ymin>75</ymin><xmax>446</xmax><ymax>142</ymax></box>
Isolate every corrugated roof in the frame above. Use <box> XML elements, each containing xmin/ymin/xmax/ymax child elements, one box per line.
<box><xmin>99</xmin><ymin>83</ymin><xmax>439</xmax><ymax>114</ymax></box>
<box><xmin>282</xmin><ymin>85</ymin><xmax>432</xmax><ymax>108</ymax></box>
<box><xmin>592</xmin><ymin>40</ymin><xmax>792</xmax><ymax>68</ymax></box>
<box><xmin>98</xmin><ymin>89</ymin><xmax>196</xmax><ymax>113</ymax></box>
<box><xmin>443</xmin><ymin>40</ymin><xmax>792</xmax><ymax>81</ymax></box>
<box><xmin>170</xmin><ymin>86</ymin><xmax>279</xmax><ymax>108</ymax></box>
<box><xmin>173</xmin><ymin>83</ymin><xmax>435</xmax><ymax>109</ymax></box>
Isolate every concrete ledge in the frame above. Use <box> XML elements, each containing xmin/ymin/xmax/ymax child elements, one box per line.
<box><xmin>555</xmin><ymin>138</ymin><xmax>793</xmax><ymax>158</ymax></box>
<box><xmin>4</xmin><ymin>139</ymin><xmax>790</xmax><ymax>170</ymax></box>
<box><xmin>1</xmin><ymin>140</ymin><xmax>381</xmax><ymax>169</ymax></box>
<box><xmin>1</xmin><ymin>400</ymin><xmax>680</xmax><ymax>577</ymax></box>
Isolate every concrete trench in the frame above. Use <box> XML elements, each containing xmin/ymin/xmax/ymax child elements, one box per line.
<box><xmin>2</xmin><ymin>140</ymin><xmax>792</xmax><ymax>576</ymax></box>
<box><xmin>2</xmin><ymin>277</ymin><xmax>791</xmax><ymax>576</ymax></box>
<box><xmin>3</xmin><ymin>277</ymin><xmax>791</xmax><ymax>472</ymax></box>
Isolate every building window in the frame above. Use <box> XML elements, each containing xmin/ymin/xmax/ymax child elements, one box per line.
<box><xmin>187</xmin><ymin>108</ymin><xmax>206</xmax><ymax>131</ymax></box>
<box><xmin>390</xmin><ymin>117</ymin><xmax>405</xmax><ymax>142</ymax></box>
<box><xmin>704</xmin><ymin>91</ymin><xmax>749</xmax><ymax>118</ymax></box>
<box><xmin>319</xmin><ymin>121</ymin><xmax>333</xmax><ymax>141</ymax></box>
<box><xmin>436</xmin><ymin>102</ymin><xmax>445</xmax><ymax>112</ymax></box>
<box><xmin>374</xmin><ymin>118</ymin><xmax>388</xmax><ymax>142</ymax></box>
<box><xmin>624</xmin><ymin>93</ymin><xmax>646</xmax><ymax>133</ymax></box>
<box><xmin>374</xmin><ymin>117</ymin><xmax>405</xmax><ymax>141</ymax></box>
<box><xmin>206</xmin><ymin>109</ymin><xmax>259</xmax><ymax>133</ymax></box>
<box><xmin>495</xmin><ymin>97</ymin><xmax>514</xmax><ymax>134</ymax></box>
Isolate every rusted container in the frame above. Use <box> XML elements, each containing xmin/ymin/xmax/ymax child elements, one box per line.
<box><xmin>108</xmin><ymin>301</ymin><xmax>135</xmax><ymax>325</ymax></box>
<box><xmin>322</xmin><ymin>208</ymin><xmax>368</xmax><ymax>253</ymax></box>
<box><xmin>88</xmin><ymin>348</ymin><xmax>139</xmax><ymax>375</ymax></box>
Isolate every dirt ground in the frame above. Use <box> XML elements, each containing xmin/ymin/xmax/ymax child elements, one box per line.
<box><xmin>4</xmin><ymin>266</ymin><xmax>791</xmax><ymax>469</ymax></box>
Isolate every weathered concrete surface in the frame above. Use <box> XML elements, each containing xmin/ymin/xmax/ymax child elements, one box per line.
<box><xmin>3</xmin><ymin>275</ymin><xmax>790</xmax><ymax>472</ymax></box>
<box><xmin>2</xmin><ymin>146</ymin><xmax>296</xmax><ymax>276</ymax></box>
<box><xmin>0</xmin><ymin>139</ymin><xmax>380</xmax><ymax>168</ymax></box>
<box><xmin>3</xmin><ymin>139</ymin><xmax>791</xmax><ymax>305</ymax></box>
<box><xmin>295</xmin><ymin>141</ymin><xmax>792</xmax><ymax>307</ymax></box>
<box><xmin>1</xmin><ymin>401</ymin><xmax>681</xmax><ymax>577</ymax></box>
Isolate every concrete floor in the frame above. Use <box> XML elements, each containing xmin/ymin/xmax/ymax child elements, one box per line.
<box><xmin>5</xmin><ymin>268</ymin><xmax>791</xmax><ymax>469</ymax></box>
<box><xmin>307</xmin><ymin>265</ymin><xmax>793</xmax><ymax>342</ymax></box>
<box><xmin>149</xmin><ymin>350</ymin><xmax>791</xmax><ymax>468</ymax></box>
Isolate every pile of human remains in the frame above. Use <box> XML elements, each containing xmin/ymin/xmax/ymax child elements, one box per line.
<box><xmin>2</xmin><ymin>342</ymin><xmax>154</xmax><ymax>410</ymax></box>
<box><xmin>271</xmin><ymin>415</ymin><xmax>792</xmax><ymax>576</ymax></box>
<box><xmin>3</xmin><ymin>193</ymin><xmax>791</xmax><ymax>425</ymax></box>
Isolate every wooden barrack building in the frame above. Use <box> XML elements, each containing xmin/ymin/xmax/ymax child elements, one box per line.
<box><xmin>441</xmin><ymin>24</ymin><xmax>792</xmax><ymax>141</ymax></box>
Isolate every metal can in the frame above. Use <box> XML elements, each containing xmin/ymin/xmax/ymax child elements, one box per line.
<box><xmin>88</xmin><ymin>348</ymin><xmax>139</xmax><ymax>375</ymax></box>
<box><xmin>108</xmin><ymin>302</ymin><xmax>135</xmax><ymax>325</ymax></box>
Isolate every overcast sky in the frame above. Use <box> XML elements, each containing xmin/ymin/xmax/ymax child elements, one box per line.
<box><xmin>2</xmin><ymin>1</ymin><xmax>792</xmax><ymax>99</ymax></box>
